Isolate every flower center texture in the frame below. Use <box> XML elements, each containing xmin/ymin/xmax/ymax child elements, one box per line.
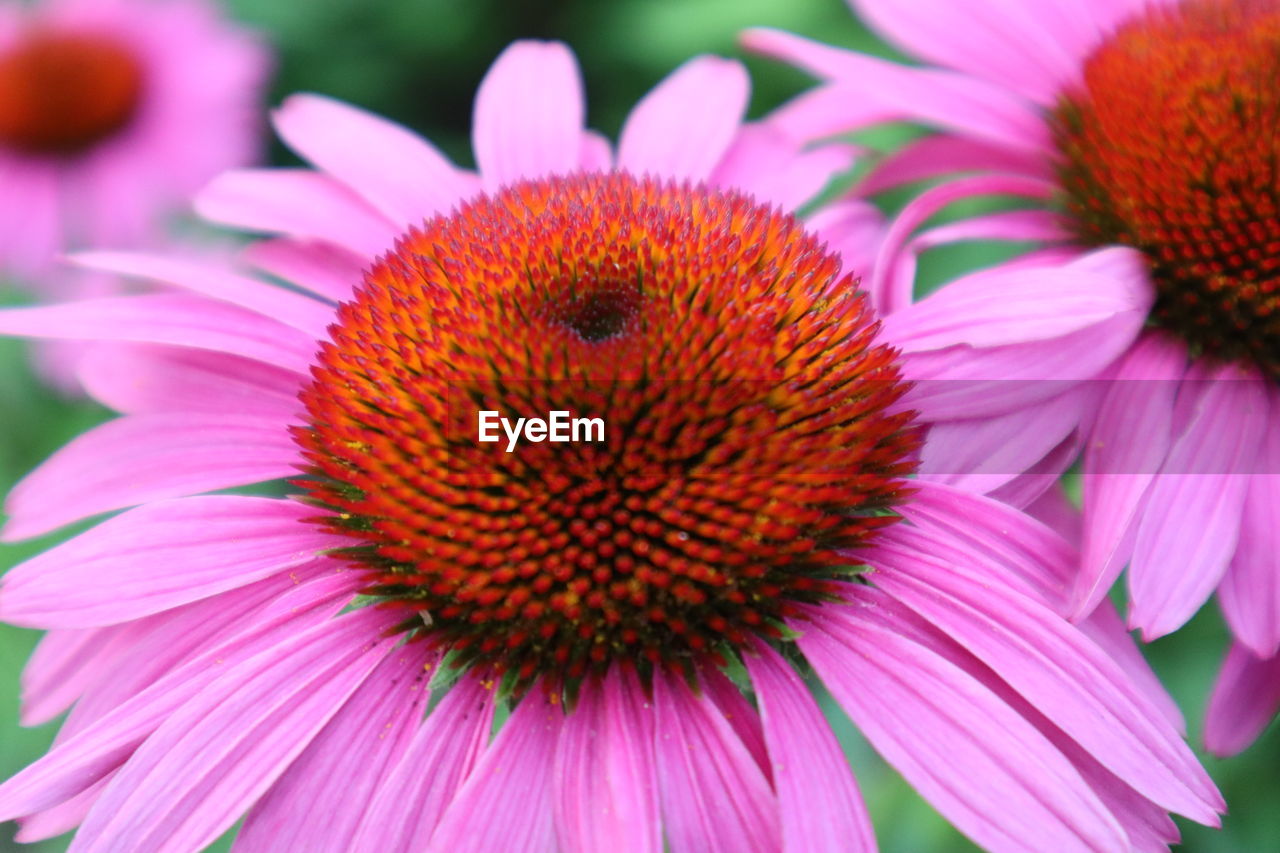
<box><xmin>0</xmin><ymin>31</ymin><xmax>144</xmax><ymax>154</ymax></box>
<box><xmin>297</xmin><ymin>173</ymin><xmax>919</xmax><ymax>690</ymax></box>
<box><xmin>1054</xmin><ymin>0</ymin><xmax>1280</xmax><ymax>377</ymax></box>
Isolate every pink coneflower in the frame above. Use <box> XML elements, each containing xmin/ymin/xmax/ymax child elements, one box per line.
<box><xmin>0</xmin><ymin>41</ymin><xmax>1220</xmax><ymax>852</ymax></box>
<box><xmin>0</xmin><ymin>0</ymin><xmax>267</xmax><ymax>277</ymax></box>
<box><xmin>747</xmin><ymin>0</ymin><xmax>1280</xmax><ymax>754</ymax></box>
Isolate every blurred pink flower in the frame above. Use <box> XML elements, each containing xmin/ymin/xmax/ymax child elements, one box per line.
<box><xmin>0</xmin><ymin>0</ymin><xmax>268</xmax><ymax>278</ymax></box>
<box><xmin>0</xmin><ymin>40</ymin><xmax>1221</xmax><ymax>852</ymax></box>
<box><xmin>747</xmin><ymin>0</ymin><xmax>1280</xmax><ymax>754</ymax></box>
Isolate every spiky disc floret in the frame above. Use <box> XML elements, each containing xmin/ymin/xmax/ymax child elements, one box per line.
<box><xmin>1055</xmin><ymin>0</ymin><xmax>1280</xmax><ymax>377</ymax></box>
<box><xmin>296</xmin><ymin>173</ymin><xmax>918</xmax><ymax>688</ymax></box>
<box><xmin>0</xmin><ymin>33</ymin><xmax>144</xmax><ymax>154</ymax></box>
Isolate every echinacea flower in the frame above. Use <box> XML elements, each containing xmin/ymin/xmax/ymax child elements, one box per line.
<box><xmin>747</xmin><ymin>0</ymin><xmax>1280</xmax><ymax>754</ymax></box>
<box><xmin>0</xmin><ymin>0</ymin><xmax>267</xmax><ymax>277</ymax></box>
<box><xmin>0</xmin><ymin>41</ymin><xmax>1222</xmax><ymax>852</ymax></box>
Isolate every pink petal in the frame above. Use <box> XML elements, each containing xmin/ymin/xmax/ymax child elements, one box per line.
<box><xmin>579</xmin><ymin>130</ymin><xmax>614</xmax><ymax>171</ymax></box>
<box><xmin>883</xmin><ymin>246</ymin><xmax>1148</xmax><ymax>351</ymax></box>
<box><xmin>848</xmin><ymin>0</ymin><xmax>1113</xmax><ymax>105</ymax></box>
<box><xmin>870</xmin><ymin>551</ymin><xmax>1221</xmax><ymax>823</ymax></box>
<box><xmin>0</xmin><ymin>294</ymin><xmax>318</xmax><ymax>375</ymax></box>
<box><xmin>20</xmin><ymin>626</ymin><xmax>135</xmax><ymax>727</ymax></box>
<box><xmin>351</xmin><ymin>675</ymin><xmax>495</xmax><ymax>852</ymax></box>
<box><xmin>799</xmin><ymin>600</ymin><xmax>1126</xmax><ymax>853</ymax></box>
<box><xmin>741</xmin><ymin>30</ymin><xmax>1050</xmax><ymax>154</ymax></box>
<box><xmin>70</xmin><ymin>251</ymin><xmax>334</xmax><ymax>338</ymax></box>
<box><xmin>1204</xmin><ymin>643</ymin><xmax>1280</xmax><ymax>758</ymax></box>
<box><xmin>1077</xmin><ymin>600</ymin><xmax>1187</xmax><ymax>735</ymax></box>
<box><xmin>553</xmin><ymin>668</ymin><xmax>662</xmax><ymax>853</ymax></box>
<box><xmin>195</xmin><ymin>169</ymin><xmax>399</xmax><ymax>258</ymax></box>
<box><xmin>710</xmin><ymin>124</ymin><xmax>856</xmax><ymax>212</ymax></box>
<box><xmin>77</xmin><ymin>344</ymin><xmax>302</xmax><ymax>420</ymax></box>
<box><xmin>618</xmin><ymin>56</ymin><xmax>750</xmax><ymax>181</ymax></box>
<box><xmin>273</xmin><ymin>93</ymin><xmax>476</xmax><ymax>225</ymax></box>
<box><xmin>426</xmin><ymin>691</ymin><xmax>561</xmax><ymax>853</ymax></box>
<box><xmin>472</xmin><ymin>41</ymin><xmax>584</xmax><ymax>190</ymax></box>
<box><xmin>899</xmin><ymin>310</ymin><xmax>1146</xmax><ymax>428</ymax></box>
<box><xmin>1024</xmin><ymin>482</ymin><xmax>1082</xmax><ymax>545</ymax></box>
<box><xmin>55</xmin><ymin>572</ymin><xmax>322</xmax><ymax>737</ymax></box>
<box><xmin>744</xmin><ymin>640</ymin><xmax>877</xmax><ymax>853</ymax></box>
<box><xmin>652</xmin><ymin>668</ymin><xmax>780</xmax><ymax>853</ymax></box>
<box><xmin>1129</xmin><ymin>365</ymin><xmax>1269</xmax><ymax>639</ymax></box>
<box><xmin>858</xmin><ymin>135</ymin><xmax>1051</xmax><ymax>196</ymax></box>
<box><xmin>0</xmin><ymin>572</ymin><xmax>357</xmax><ymax>825</ymax></box>
<box><xmin>235</xmin><ymin>646</ymin><xmax>435</xmax><ymax>852</ymax></box>
<box><xmin>870</xmin><ymin>174</ymin><xmax>1061</xmax><ymax>315</ymax></box>
<box><xmin>68</xmin><ymin>606</ymin><xmax>398</xmax><ymax>853</ymax></box>
<box><xmin>2</xmin><ymin>497</ymin><xmax>339</xmax><ymax>628</ymax></box>
<box><xmin>2</xmin><ymin>413</ymin><xmax>299</xmax><ymax>541</ymax></box>
<box><xmin>13</xmin><ymin>781</ymin><xmax>104</xmax><ymax>843</ymax></box>
<box><xmin>914</xmin><ymin>384</ymin><xmax>1091</xmax><ymax>496</ymax></box>
<box><xmin>241</xmin><ymin>238</ymin><xmax>368</xmax><ymax>303</ymax></box>
<box><xmin>1073</xmin><ymin>332</ymin><xmax>1187</xmax><ymax>618</ymax></box>
<box><xmin>699</xmin><ymin>664</ymin><xmax>771</xmax><ymax>781</ymax></box>
<box><xmin>888</xmin><ymin>481</ymin><xmax>1075</xmax><ymax>608</ymax></box>
<box><xmin>1218</xmin><ymin>388</ymin><xmax>1280</xmax><ymax>657</ymax></box>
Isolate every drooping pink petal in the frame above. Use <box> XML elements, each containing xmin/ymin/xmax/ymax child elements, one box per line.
<box><xmin>1073</xmin><ymin>332</ymin><xmax>1187</xmax><ymax>618</ymax></box>
<box><xmin>1077</xmin><ymin>601</ymin><xmax>1186</xmax><ymax>735</ymax></box>
<box><xmin>67</xmin><ymin>606</ymin><xmax>398</xmax><ymax>853</ymax></box>
<box><xmin>273</xmin><ymin>93</ymin><xmax>476</xmax><ymax>225</ymax></box>
<box><xmin>13</xmin><ymin>781</ymin><xmax>104</xmax><ymax>844</ymax></box>
<box><xmin>741</xmin><ymin>29</ymin><xmax>1050</xmax><ymax>154</ymax></box>
<box><xmin>914</xmin><ymin>384</ymin><xmax>1091</xmax><ymax>497</ymax></box>
<box><xmin>19</xmin><ymin>626</ymin><xmax>134</xmax><ymax>726</ymax></box>
<box><xmin>241</xmin><ymin>238</ymin><xmax>368</xmax><ymax>303</ymax></box>
<box><xmin>858</xmin><ymin>135</ymin><xmax>1052</xmax><ymax>196</ymax></box>
<box><xmin>798</xmin><ymin>601</ymin><xmax>1127</xmax><ymax>852</ymax></box>
<box><xmin>744</xmin><ymin>640</ymin><xmax>877</xmax><ymax>853</ymax></box>
<box><xmin>1024</xmin><ymin>482</ymin><xmax>1082</xmax><ymax>545</ymax></box>
<box><xmin>869</xmin><ymin>174</ymin><xmax>1061</xmax><ymax>315</ymax></box>
<box><xmin>1218</xmin><ymin>388</ymin><xmax>1280</xmax><ymax>657</ymax></box>
<box><xmin>877</xmin><ymin>209</ymin><xmax>1070</xmax><ymax>319</ymax></box>
<box><xmin>1129</xmin><ymin>364</ymin><xmax>1269</xmax><ymax>639</ymax></box>
<box><xmin>77</xmin><ymin>344</ymin><xmax>303</xmax><ymax>420</ymax></box>
<box><xmin>553</xmin><ymin>668</ymin><xmax>662</xmax><ymax>853</ymax></box>
<box><xmin>54</xmin><ymin>571</ymin><xmax>325</xmax><ymax>737</ymax></box>
<box><xmin>652</xmin><ymin>668</ymin><xmax>780</xmax><ymax>853</ymax></box>
<box><xmin>2</xmin><ymin>497</ymin><xmax>341</xmax><ymax>628</ymax></box>
<box><xmin>350</xmin><ymin>675</ymin><xmax>495</xmax><ymax>852</ymax></box>
<box><xmin>883</xmin><ymin>246</ymin><xmax>1147</xmax><ymax>351</ymax></box>
<box><xmin>472</xmin><ymin>40</ymin><xmax>584</xmax><ymax>190</ymax></box>
<box><xmin>426</xmin><ymin>690</ymin><xmax>561</xmax><ymax>853</ymax></box>
<box><xmin>2</xmin><ymin>413</ymin><xmax>299</xmax><ymax>541</ymax></box>
<box><xmin>0</xmin><ymin>294</ymin><xmax>318</xmax><ymax>375</ymax></box>
<box><xmin>618</xmin><ymin>56</ymin><xmax>750</xmax><ymax>181</ymax></box>
<box><xmin>870</xmin><ymin>550</ymin><xmax>1222</xmax><ymax>823</ymax></box>
<box><xmin>234</xmin><ymin>646</ymin><xmax>435</xmax><ymax>853</ymax></box>
<box><xmin>847</xmin><ymin>0</ymin><xmax>1118</xmax><ymax>105</ymax></box>
<box><xmin>195</xmin><ymin>169</ymin><xmax>399</xmax><ymax>258</ymax></box>
<box><xmin>70</xmin><ymin>251</ymin><xmax>334</xmax><ymax>338</ymax></box>
<box><xmin>898</xmin><ymin>306</ymin><xmax>1146</xmax><ymax>423</ymax></box>
<box><xmin>0</xmin><ymin>572</ymin><xmax>358</xmax><ymax>826</ymax></box>
<box><xmin>1204</xmin><ymin>644</ymin><xmax>1280</xmax><ymax>757</ymax></box>
<box><xmin>699</xmin><ymin>664</ymin><xmax>770</xmax><ymax>781</ymax></box>
<box><xmin>888</xmin><ymin>481</ymin><xmax>1076</xmax><ymax>607</ymax></box>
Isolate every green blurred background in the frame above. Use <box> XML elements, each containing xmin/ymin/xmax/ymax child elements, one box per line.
<box><xmin>1</xmin><ymin>0</ymin><xmax>1276</xmax><ymax>850</ymax></box>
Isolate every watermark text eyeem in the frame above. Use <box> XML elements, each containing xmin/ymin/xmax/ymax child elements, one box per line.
<box><xmin>477</xmin><ymin>410</ymin><xmax>605</xmax><ymax>452</ymax></box>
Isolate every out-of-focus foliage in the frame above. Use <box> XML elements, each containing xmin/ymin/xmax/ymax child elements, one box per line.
<box><xmin>0</xmin><ymin>1</ymin><xmax>1276</xmax><ymax>851</ymax></box>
